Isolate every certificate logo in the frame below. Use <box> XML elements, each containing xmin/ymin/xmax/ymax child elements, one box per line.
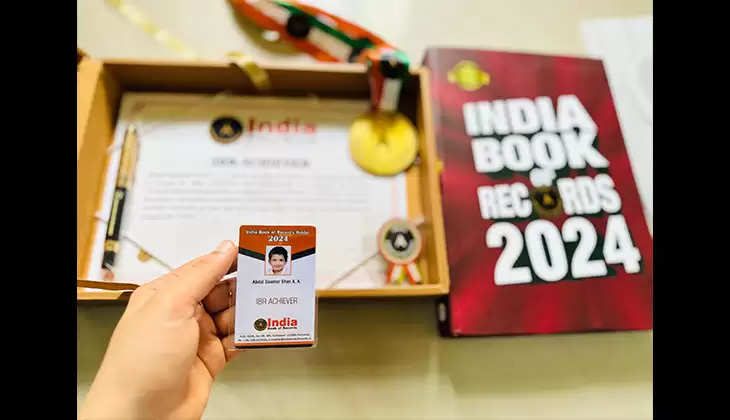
<box><xmin>211</xmin><ymin>116</ymin><xmax>243</xmax><ymax>144</ymax></box>
<box><xmin>254</xmin><ymin>318</ymin><xmax>268</xmax><ymax>331</ymax></box>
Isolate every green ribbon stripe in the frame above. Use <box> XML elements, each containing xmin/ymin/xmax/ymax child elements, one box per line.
<box><xmin>273</xmin><ymin>1</ymin><xmax>374</xmax><ymax>53</ymax></box>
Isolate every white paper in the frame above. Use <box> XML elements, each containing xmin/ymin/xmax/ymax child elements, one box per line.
<box><xmin>89</xmin><ymin>93</ymin><xmax>407</xmax><ymax>289</ymax></box>
<box><xmin>581</xmin><ymin>16</ymin><xmax>653</xmax><ymax>232</ymax></box>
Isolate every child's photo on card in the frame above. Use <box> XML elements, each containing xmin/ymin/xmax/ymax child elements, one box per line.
<box><xmin>265</xmin><ymin>245</ymin><xmax>291</xmax><ymax>276</ymax></box>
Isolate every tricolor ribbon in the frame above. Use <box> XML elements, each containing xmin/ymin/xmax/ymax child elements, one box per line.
<box><xmin>104</xmin><ymin>0</ymin><xmax>271</xmax><ymax>90</ymax></box>
<box><xmin>229</xmin><ymin>0</ymin><xmax>410</xmax><ymax>112</ymax></box>
<box><xmin>387</xmin><ymin>261</ymin><xmax>422</xmax><ymax>285</ymax></box>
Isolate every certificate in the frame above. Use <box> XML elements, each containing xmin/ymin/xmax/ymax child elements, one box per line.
<box><xmin>89</xmin><ymin>93</ymin><xmax>407</xmax><ymax>289</ymax></box>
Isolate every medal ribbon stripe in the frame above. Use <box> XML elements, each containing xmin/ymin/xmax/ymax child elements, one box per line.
<box><xmin>230</xmin><ymin>0</ymin><xmax>409</xmax><ymax>112</ymax></box>
<box><xmin>106</xmin><ymin>0</ymin><xmax>198</xmax><ymax>60</ymax></box>
<box><xmin>105</xmin><ymin>0</ymin><xmax>271</xmax><ymax>90</ymax></box>
<box><xmin>273</xmin><ymin>1</ymin><xmax>364</xmax><ymax>50</ymax></box>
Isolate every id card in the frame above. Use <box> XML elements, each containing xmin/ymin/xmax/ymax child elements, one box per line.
<box><xmin>234</xmin><ymin>225</ymin><xmax>317</xmax><ymax>348</ymax></box>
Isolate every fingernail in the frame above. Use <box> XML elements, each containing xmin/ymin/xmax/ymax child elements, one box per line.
<box><xmin>216</xmin><ymin>240</ymin><xmax>233</xmax><ymax>253</ymax></box>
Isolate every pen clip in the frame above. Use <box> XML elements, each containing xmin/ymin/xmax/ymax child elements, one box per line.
<box><xmin>117</xmin><ymin>124</ymin><xmax>139</xmax><ymax>189</ymax></box>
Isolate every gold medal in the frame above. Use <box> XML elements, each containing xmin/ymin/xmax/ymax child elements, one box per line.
<box><xmin>349</xmin><ymin>111</ymin><xmax>418</xmax><ymax>176</ymax></box>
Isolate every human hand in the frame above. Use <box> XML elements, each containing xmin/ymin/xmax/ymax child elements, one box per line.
<box><xmin>80</xmin><ymin>240</ymin><xmax>242</xmax><ymax>420</ymax></box>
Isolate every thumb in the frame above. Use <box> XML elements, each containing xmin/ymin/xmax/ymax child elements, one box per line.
<box><xmin>166</xmin><ymin>240</ymin><xmax>237</xmax><ymax>304</ymax></box>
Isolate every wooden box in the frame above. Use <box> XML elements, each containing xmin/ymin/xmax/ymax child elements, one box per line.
<box><xmin>77</xmin><ymin>54</ymin><xmax>449</xmax><ymax>300</ymax></box>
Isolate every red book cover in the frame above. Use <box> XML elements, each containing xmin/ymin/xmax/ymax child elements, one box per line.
<box><xmin>423</xmin><ymin>48</ymin><xmax>653</xmax><ymax>336</ymax></box>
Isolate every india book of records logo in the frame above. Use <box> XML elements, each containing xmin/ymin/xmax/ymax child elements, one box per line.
<box><xmin>210</xmin><ymin>116</ymin><xmax>243</xmax><ymax>144</ymax></box>
<box><xmin>211</xmin><ymin>116</ymin><xmax>316</xmax><ymax>142</ymax></box>
<box><xmin>530</xmin><ymin>185</ymin><xmax>564</xmax><ymax>218</ymax></box>
<box><xmin>254</xmin><ymin>318</ymin><xmax>268</xmax><ymax>331</ymax></box>
<box><xmin>447</xmin><ymin>60</ymin><xmax>490</xmax><ymax>91</ymax></box>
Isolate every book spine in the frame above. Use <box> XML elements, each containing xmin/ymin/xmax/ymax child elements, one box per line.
<box><xmin>422</xmin><ymin>49</ymin><xmax>446</xmax><ymax>165</ymax></box>
<box><xmin>424</xmin><ymin>49</ymin><xmax>454</xmax><ymax>337</ymax></box>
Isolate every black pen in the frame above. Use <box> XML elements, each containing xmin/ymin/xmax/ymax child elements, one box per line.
<box><xmin>102</xmin><ymin>125</ymin><xmax>139</xmax><ymax>271</ymax></box>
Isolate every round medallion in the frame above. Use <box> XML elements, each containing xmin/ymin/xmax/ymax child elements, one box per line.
<box><xmin>254</xmin><ymin>318</ymin><xmax>268</xmax><ymax>331</ymax></box>
<box><xmin>210</xmin><ymin>116</ymin><xmax>243</xmax><ymax>144</ymax></box>
<box><xmin>377</xmin><ymin>218</ymin><xmax>423</xmax><ymax>265</ymax></box>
